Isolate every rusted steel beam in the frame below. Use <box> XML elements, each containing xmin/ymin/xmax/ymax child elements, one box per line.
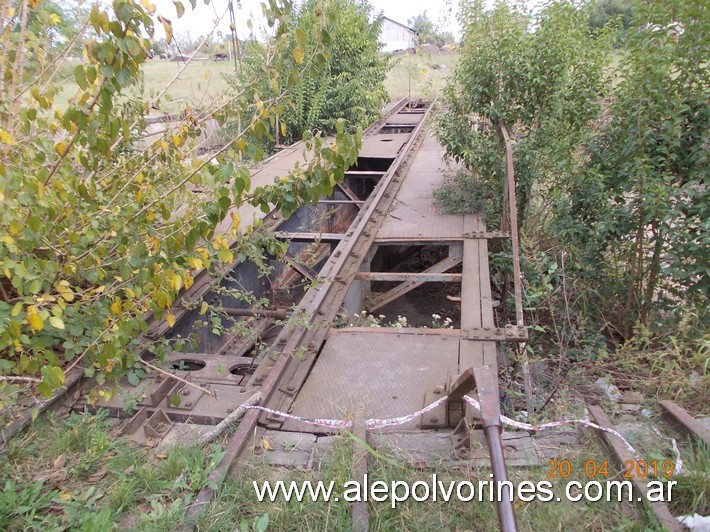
<box><xmin>0</xmin><ymin>369</ymin><xmax>83</xmax><ymax>451</ymax></box>
<box><xmin>345</xmin><ymin>170</ymin><xmax>385</xmax><ymax>177</ymax></box>
<box><xmin>221</xmin><ymin>307</ymin><xmax>292</xmax><ymax>319</ymax></box>
<box><xmin>318</xmin><ymin>199</ymin><xmax>364</xmax><ymax>206</ymax></box>
<box><xmin>588</xmin><ymin>405</ymin><xmax>681</xmax><ymax>531</ymax></box>
<box><xmin>474</xmin><ymin>365</ymin><xmax>518</xmax><ymax>532</ymax></box>
<box><xmin>354</xmin><ymin>272</ymin><xmax>462</xmax><ymax>282</ymax></box>
<box><xmin>274</xmin><ymin>232</ymin><xmax>345</xmax><ymax>243</ymax></box>
<box><xmin>463</xmin><ymin>325</ymin><xmax>528</xmax><ymax>342</ymax></box>
<box><xmin>659</xmin><ymin>400</ymin><xmax>710</xmax><ymax>446</ymax></box>
<box><xmin>282</xmin><ymin>252</ymin><xmax>317</xmax><ymax>282</ymax></box>
<box><xmin>352</xmin><ymin>418</ymin><xmax>369</xmax><ymax>532</ymax></box>
<box><xmin>335</xmin><ymin>182</ymin><xmax>361</xmax><ymax>202</ymax></box>
<box><xmin>497</xmin><ymin>120</ymin><xmax>524</xmax><ymax>330</ymax></box>
<box><xmin>187</xmin><ymin>99</ymin><xmax>431</xmax><ymax>521</ymax></box>
<box><xmin>368</xmin><ymin>246</ymin><xmax>463</xmax><ymax>311</ymax></box>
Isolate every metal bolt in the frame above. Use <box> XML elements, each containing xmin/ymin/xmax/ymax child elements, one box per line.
<box><xmin>227</xmin><ymin>408</ymin><xmax>233</xmax><ymax>413</ymax></box>
<box><xmin>430</xmin><ymin>417</ymin><xmax>439</xmax><ymax>423</ymax></box>
<box><xmin>184</xmin><ymin>401</ymin><xmax>193</xmax><ymax>408</ymax></box>
<box><xmin>286</xmin><ymin>385</ymin><xmax>296</xmax><ymax>392</ymax></box>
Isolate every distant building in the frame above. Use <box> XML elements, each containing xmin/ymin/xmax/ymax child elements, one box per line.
<box><xmin>380</xmin><ymin>17</ymin><xmax>417</xmax><ymax>53</ymax></box>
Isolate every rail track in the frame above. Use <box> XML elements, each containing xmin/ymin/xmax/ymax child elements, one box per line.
<box><xmin>1</xmin><ymin>100</ymin><xmax>707</xmax><ymax>531</ymax></box>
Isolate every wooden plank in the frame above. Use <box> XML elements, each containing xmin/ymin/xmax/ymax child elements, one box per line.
<box><xmin>659</xmin><ymin>400</ymin><xmax>710</xmax><ymax>445</ymax></box>
<box><xmin>588</xmin><ymin>405</ymin><xmax>681</xmax><ymax>531</ymax></box>
<box><xmin>354</xmin><ymin>272</ymin><xmax>462</xmax><ymax>282</ymax></box>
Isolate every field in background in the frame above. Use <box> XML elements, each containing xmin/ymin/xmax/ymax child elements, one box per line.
<box><xmin>385</xmin><ymin>51</ymin><xmax>458</xmax><ymax>102</ymax></box>
<box><xmin>55</xmin><ymin>58</ymin><xmax>235</xmax><ymax>113</ymax></box>
<box><xmin>55</xmin><ymin>52</ymin><xmax>457</xmax><ymax>114</ymax></box>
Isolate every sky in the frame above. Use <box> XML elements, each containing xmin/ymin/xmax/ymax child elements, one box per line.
<box><xmin>149</xmin><ymin>0</ymin><xmax>461</xmax><ymax>44</ymax></box>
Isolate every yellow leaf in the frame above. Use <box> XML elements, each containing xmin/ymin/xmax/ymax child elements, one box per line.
<box><xmin>146</xmin><ymin>211</ymin><xmax>154</xmax><ymax>221</ymax></box>
<box><xmin>293</xmin><ymin>45</ymin><xmax>304</xmax><ymax>65</ymax></box>
<box><xmin>199</xmin><ymin>302</ymin><xmax>209</xmax><ymax>315</ymax></box>
<box><xmin>218</xmin><ymin>248</ymin><xmax>233</xmax><ymax>263</ymax></box>
<box><xmin>11</xmin><ymin>302</ymin><xmax>22</xmax><ymax>316</ymax></box>
<box><xmin>260</xmin><ymin>108</ymin><xmax>269</xmax><ymax>119</ymax></box>
<box><xmin>158</xmin><ymin>140</ymin><xmax>169</xmax><ymax>152</ymax></box>
<box><xmin>166</xmin><ymin>313</ymin><xmax>176</xmax><ymax>327</ymax></box>
<box><xmin>0</xmin><ymin>129</ymin><xmax>16</xmax><ymax>145</ymax></box>
<box><xmin>231</xmin><ymin>212</ymin><xmax>241</xmax><ymax>229</ymax></box>
<box><xmin>260</xmin><ymin>437</ymin><xmax>275</xmax><ymax>451</ymax></box>
<box><xmin>171</xmin><ymin>274</ymin><xmax>182</xmax><ymax>292</ymax></box>
<box><xmin>28</xmin><ymin>313</ymin><xmax>44</xmax><ymax>332</ymax></box>
<box><xmin>111</xmin><ymin>300</ymin><xmax>122</xmax><ymax>315</ymax></box>
<box><xmin>183</xmin><ymin>272</ymin><xmax>194</xmax><ymax>290</ymax></box>
<box><xmin>58</xmin><ymin>491</ymin><xmax>72</xmax><ymax>501</ymax></box>
<box><xmin>189</xmin><ymin>257</ymin><xmax>203</xmax><ymax>270</ymax></box>
<box><xmin>49</xmin><ymin>13</ymin><xmax>61</xmax><ymax>25</ymax></box>
<box><xmin>55</xmin><ymin>141</ymin><xmax>67</xmax><ymax>156</ymax></box>
<box><xmin>49</xmin><ymin>316</ymin><xmax>65</xmax><ymax>330</ymax></box>
<box><xmin>141</xmin><ymin>0</ymin><xmax>156</xmax><ymax>14</ymax></box>
<box><xmin>171</xmin><ymin>135</ymin><xmax>182</xmax><ymax>147</ymax></box>
<box><xmin>203</xmin><ymin>70</ymin><xmax>211</xmax><ymax>79</ymax></box>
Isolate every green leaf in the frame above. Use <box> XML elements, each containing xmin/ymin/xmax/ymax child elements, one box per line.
<box><xmin>49</xmin><ymin>316</ymin><xmax>65</xmax><ymax>330</ymax></box>
<box><xmin>127</xmin><ymin>372</ymin><xmax>140</xmax><ymax>386</ymax></box>
<box><xmin>173</xmin><ymin>1</ymin><xmax>184</xmax><ymax>18</ymax></box>
<box><xmin>74</xmin><ymin>65</ymin><xmax>88</xmax><ymax>90</ymax></box>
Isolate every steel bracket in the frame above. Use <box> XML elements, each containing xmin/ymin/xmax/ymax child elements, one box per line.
<box><xmin>464</xmin><ymin>325</ymin><xmax>527</xmax><ymax>342</ymax></box>
<box><xmin>451</xmin><ymin>417</ymin><xmax>472</xmax><ymax>459</ymax></box>
<box><xmin>462</xmin><ymin>231</ymin><xmax>510</xmax><ymax>239</ymax></box>
<box><xmin>168</xmin><ymin>378</ymin><xmax>206</xmax><ymax>411</ymax></box>
<box><xmin>421</xmin><ymin>384</ymin><xmax>448</xmax><ymax>428</ymax></box>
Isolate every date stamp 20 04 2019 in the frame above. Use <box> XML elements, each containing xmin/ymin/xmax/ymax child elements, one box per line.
<box><xmin>547</xmin><ymin>459</ymin><xmax>675</xmax><ymax>480</ymax></box>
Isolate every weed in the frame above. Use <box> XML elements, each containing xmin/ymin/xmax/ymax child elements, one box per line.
<box><xmin>433</xmin><ymin>169</ymin><xmax>495</xmax><ymax>215</ymax></box>
<box><xmin>670</xmin><ymin>442</ymin><xmax>709</xmax><ymax>516</ymax></box>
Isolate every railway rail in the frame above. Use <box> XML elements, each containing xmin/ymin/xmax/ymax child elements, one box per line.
<box><xmin>1</xmin><ymin>100</ymin><xmax>707</xmax><ymax>531</ymax></box>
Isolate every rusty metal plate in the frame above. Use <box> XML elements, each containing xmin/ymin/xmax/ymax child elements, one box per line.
<box><xmin>285</xmin><ymin>329</ymin><xmax>459</xmax><ymax>431</ymax></box>
<box><xmin>386</xmin><ymin>112</ymin><xmax>425</xmax><ymax>125</ymax></box>
<box><xmin>376</xmin><ymin>134</ymin><xmax>464</xmax><ymax>242</ymax></box>
<box><xmin>359</xmin><ymin>134</ymin><xmax>410</xmax><ymax>158</ymax></box>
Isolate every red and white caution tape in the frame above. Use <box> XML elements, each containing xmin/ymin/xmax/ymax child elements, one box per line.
<box><xmin>240</xmin><ymin>405</ymin><xmax>353</xmax><ymax>429</ymax></box>
<box><xmin>240</xmin><ymin>395</ymin><xmax>687</xmax><ymax>469</ymax></box>
<box><xmin>365</xmin><ymin>396</ymin><xmax>448</xmax><ymax>429</ymax></box>
<box><xmin>462</xmin><ymin>395</ymin><xmax>641</xmax><ymax>459</ymax></box>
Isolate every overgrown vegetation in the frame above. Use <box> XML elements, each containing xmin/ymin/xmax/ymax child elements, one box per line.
<box><xmin>235</xmin><ymin>0</ymin><xmax>390</xmax><ymax>146</ymax></box>
<box><xmin>1</xmin><ymin>415</ymin><xmax>666</xmax><ymax>529</ymax></box>
<box><xmin>433</xmin><ymin>168</ymin><xmax>496</xmax><ymax>215</ymax></box>
<box><xmin>0</xmin><ymin>0</ymin><xmax>375</xmax><ymax>404</ymax></box>
<box><xmin>436</xmin><ymin>0</ymin><xmax>708</xmax><ymax>414</ymax></box>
